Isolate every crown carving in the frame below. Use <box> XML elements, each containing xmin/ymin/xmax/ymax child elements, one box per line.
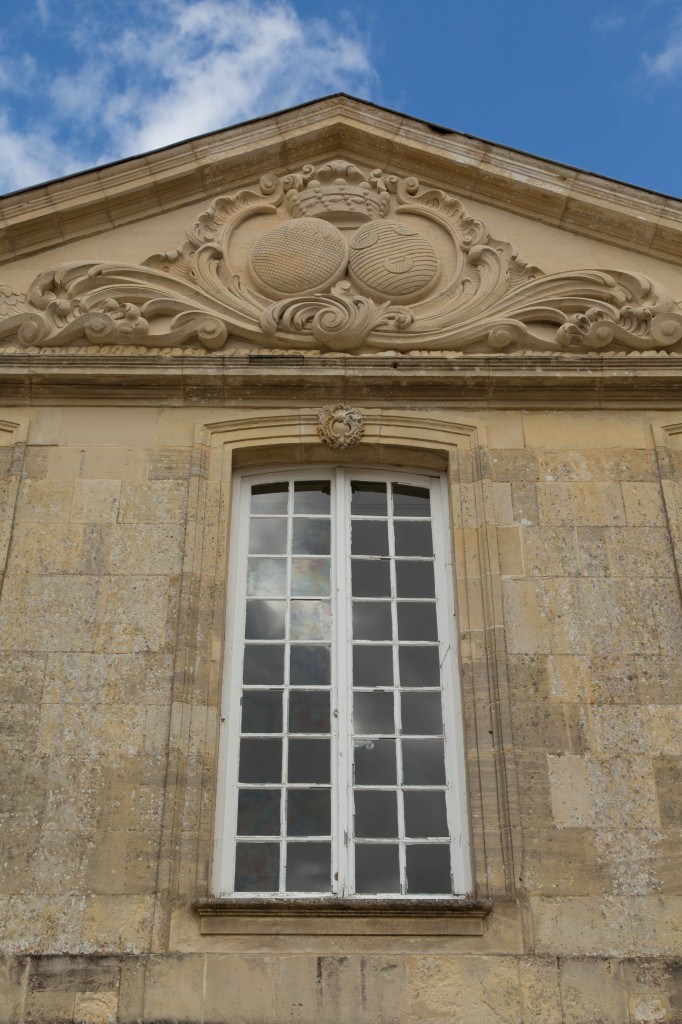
<box><xmin>0</xmin><ymin>159</ymin><xmax>681</xmax><ymax>358</ymax></box>
<box><xmin>283</xmin><ymin>161</ymin><xmax>391</xmax><ymax>226</ymax></box>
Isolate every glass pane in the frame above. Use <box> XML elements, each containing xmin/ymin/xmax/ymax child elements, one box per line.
<box><xmin>352</xmin><ymin>560</ymin><xmax>391</xmax><ymax>597</ymax></box>
<box><xmin>351</xmin><ymin>520</ymin><xmax>389</xmax><ymax>556</ymax></box>
<box><xmin>241</xmin><ymin>691</ymin><xmax>282</xmax><ymax>733</ymax></box>
<box><xmin>235</xmin><ymin>842</ymin><xmax>279</xmax><ymax>892</ymax></box>
<box><xmin>394</xmin><ymin>521</ymin><xmax>433</xmax><ymax>557</ymax></box>
<box><xmin>247</xmin><ymin>558</ymin><xmax>286</xmax><ymax>597</ymax></box>
<box><xmin>393</xmin><ymin>484</ymin><xmax>431</xmax><ymax>517</ymax></box>
<box><xmin>286</xmin><ymin>842</ymin><xmax>330</xmax><ymax>892</ymax></box>
<box><xmin>353</xmin><ymin>692</ymin><xmax>394</xmax><ymax>735</ymax></box>
<box><xmin>237</xmin><ymin>789</ymin><xmax>281</xmax><ymax>836</ymax></box>
<box><xmin>352</xmin><ymin>602</ymin><xmax>392</xmax><ymax>641</ymax></box>
<box><xmin>400</xmin><ymin>692</ymin><xmax>443</xmax><ymax>735</ymax></box>
<box><xmin>404</xmin><ymin>790</ymin><xmax>448</xmax><ymax>838</ymax></box>
<box><xmin>290</xmin><ymin>601</ymin><xmax>331</xmax><ymax>641</ymax></box>
<box><xmin>286</xmin><ymin>789</ymin><xmax>331</xmax><ymax>837</ymax></box>
<box><xmin>355</xmin><ymin>844</ymin><xmax>399</xmax><ymax>894</ymax></box>
<box><xmin>290</xmin><ymin>645</ymin><xmax>330</xmax><ymax>687</ymax></box>
<box><xmin>239</xmin><ymin>738</ymin><xmax>282</xmax><ymax>783</ymax></box>
<box><xmin>249</xmin><ymin>518</ymin><xmax>287</xmax><ymax>555</ymax></box>
<box><xmin>292</xmin><ymin>519</ymin><xmax>330</xmax><ymax>555</ymax></box>
<box><xmin>294</xmin><ymin>481</ymin><xmax>330</xmax><ymax>514</ymax></box>
<box><xmin>245</xmin><ymin>600</ymin><xmax>286</xmax><ymax>640</ymax></box>
<box><xmin>406</xmin><ymin>845</ymin><xmax>451</xmax><ymax>894</ymax></box>
<box><xmin>354</xmin><ymin>790</ymin><xmax>398</xmax><ymax>838</ymax></box>
<box><xmin>398</xmin><ymin>646</ymin><xmax>440</xmax><ymax>687</ymax></box>
<box><xmin>289</xmin><ymin>690</ymin><xmax>330</xmax><ymax>733</ymax></box>
<box><xmin>397</xmin><ymin>602</ymin><xmax>438</xmax><ymax>642</ymax></box>
<box><xmin>251</xmin><ymin>482</ymin><xmax>288</xmax><ymax>515</ymax></box>
<box><xmin>292</xmin><ymin>558</ymin><xmax>330</xmax><ymax>597</ymax></box>
<box><xmin>402</xmin><ymin>739</ymin><xmax>446</xmax><ymax>785</ymax></box>
<box><xmin>395</xmin><ymin>561</ymin><xmax>435</xmax><ymax>598</ymax></box>
<box><xmin>243</xmin><ymin>645</ymin><xmax>285</xmax><ymax>686</ymax></box>
<box><xmin>351</xmin><ymin>482</ymin><xmax>387</xmax><ymax>517</ymax></box>
<box><xmin>288</xmin><ymin>739</ymin><xmax>330</xmax><ymax>783</ymax></box>
<box><xmin>354</xmin><ymin>739</ymin><xmax>396</xmax><ymax>785</ymax></box>
<box><xmin>353</xmin><ymin>646</ymin><xmax>393</xmax><ymax>687</ymax></box>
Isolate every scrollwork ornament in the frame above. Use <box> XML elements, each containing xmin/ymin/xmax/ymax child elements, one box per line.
<box><xmin>1</xmin><ymin>161</ymin><xmax>681</xmax><ymax>356</ymax></box>
<box><xmin>317</xmin><ymin>404</ymin><xmax>364</xmax><ymax>451</ymax></box>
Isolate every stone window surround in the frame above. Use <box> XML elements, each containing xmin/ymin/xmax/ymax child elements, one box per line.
<box><xmin>150</xmin><ymin>407</ymin><xmax>522</xmax><ymax>947</ymax></box>
<box><xmin>214</xmin><ymin>465</ymin><xmax>469</xmax><ymax>901</ymax></box>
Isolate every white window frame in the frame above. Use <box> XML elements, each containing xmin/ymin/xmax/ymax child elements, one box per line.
<box><xmin>213</xmin><ymin>466</ymin><xmax>470</xmax><ymax>898</ymax></box>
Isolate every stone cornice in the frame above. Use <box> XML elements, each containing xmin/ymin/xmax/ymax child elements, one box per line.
<box><xmin>1</xmin><ymin>95</ymin><xmax>680</xmax><ymax>267</ymax></box>
<box><xmin>3</xmin><ymin>352</ymin><xmax>682</xmax><ymax>407</ymax></box>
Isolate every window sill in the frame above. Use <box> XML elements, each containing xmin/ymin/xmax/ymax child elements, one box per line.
<box><xmin>192</xmin><ymin>897</ymin><xmax>492</xmax><ymax>935</ymax></box>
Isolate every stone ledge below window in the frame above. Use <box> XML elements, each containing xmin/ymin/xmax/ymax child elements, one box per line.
<box><xmin>192</xmin><ymin>898</ymin><xmax>492</xmax><ymax>936</ymax></box>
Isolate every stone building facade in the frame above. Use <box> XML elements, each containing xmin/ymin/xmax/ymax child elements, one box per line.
<box><xmin>0</xmin><ymin>95</ymin><xmax>681</xmax><ymax>1022</ymax></box>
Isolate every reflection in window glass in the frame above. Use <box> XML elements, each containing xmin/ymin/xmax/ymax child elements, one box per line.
<box><xmin>251</xmin><ymin>482</ymin><xmax>288</xmax><ymax>515</ymax></box>
<box><xmin>235</xmin><ymin>842</ymin><xmax>279</xmax><ymax>891</ymax></box>
<box><xmin>243</xmin><ymin>645</ymin><xmax>285</xmax><ymax>686</ymax></box>
<box><xmin>355</xmin><ymin>844</ymin><xmax>400</xmax><ymax>894</ymax></box>
<box><xmin>352</xmin><ymin>646</ymin><xmax>393</xmax><ymax>687</ymax></box>
<box><xmin>286</xmin><ymin>842</ymin><xmax>331</xmax><ymax>892</ymax></box>
<box><xmin>224</xmin><ymin>469</ymin><xmax>464</xmax><ymax>899</ymax></box>
<box><xmin>393</xmin><ymin>484</ymin><xmax>431</xmax><ymax>518</ymax></box>
<box><xmin>237</xmin><ymin>790</ymin><xmax>281</xmax><ymax>836</ymax></box>
<box><xmin>294</xmin><ymin>481</ymin><xmax>331</xmax><ymax>515</ymax></box>
<box><xmin>350</xmin><ymin>481</ymin><xmax>387</xmax><ymax>516</ymax></box>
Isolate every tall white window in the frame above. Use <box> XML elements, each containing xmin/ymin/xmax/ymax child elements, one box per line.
<box><xmin>214</xmin><ymin>468</ymin><xmax>469</xmax><ymax>897</ymax></box>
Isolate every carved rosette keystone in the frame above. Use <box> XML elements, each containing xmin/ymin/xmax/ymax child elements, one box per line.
<box><xmin>317</xmin><ymin>405</ymin><xmax>364</xmax><ymax>451</ymax></box>
<box><xmin>0</xmin><ymin>158</ymin><xmax>680</xmax><ymax>356</ymax></box>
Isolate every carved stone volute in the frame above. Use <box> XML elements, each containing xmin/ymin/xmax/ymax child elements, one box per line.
<box><xmin>0</xmin><ymin>159</ymin><xmax>680</xmax><ymax>357</ymax></box>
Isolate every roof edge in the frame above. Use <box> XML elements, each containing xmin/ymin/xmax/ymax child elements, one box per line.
<box><xmin>0</xmin><ymin>94</ymin><xmax>680</xmax><ymax>268</ymax></box>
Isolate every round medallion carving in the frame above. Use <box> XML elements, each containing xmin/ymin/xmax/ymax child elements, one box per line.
<box><xmin>317</xmin><ymin>404</ymin><xmax>364</xmax><ymax>450</ymax></box>
<box><xmin>249</xmin><ymin>218</ymin><xmax>347</xmax><ymax>298</ymax></box>
<box><xmin>348</xmin><ymin>221</ymin><xmax>439</xmax><ymax>301</ymax></box>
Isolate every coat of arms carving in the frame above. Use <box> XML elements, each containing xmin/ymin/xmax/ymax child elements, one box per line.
<box><xmin>0</xmin><ymin>159</ymin><xmax>680</xmax><ymax>356</ymax></box>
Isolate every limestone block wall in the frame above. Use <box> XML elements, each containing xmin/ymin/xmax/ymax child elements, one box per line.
<box><xmin>0</xmin><ymin>402</ymin><xmax>680</xmax><ymax>1024</ymax></box>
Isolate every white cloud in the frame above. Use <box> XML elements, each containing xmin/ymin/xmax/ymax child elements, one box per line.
<box><xmin>0</xmin><ymin>115</ymin><xmax>74</xmax><ymax>194</ymax></box>
<box><xmin>643</xmin><ymin>11</ymin><xmax>682</xmax><ymax>77</ymax></box>
<box><xmin>35</xmin><ymin>0</ymin><xmax>50</xmax><ymax>28</ymax></box>
<box><xmin>0</xmin><ymin>0</ymin><xmax>375</xmax><ymax>192</ymax></box>
<box><xmin>96</xmin><ymin>0</ymin><xmax>374</xmax><ymax>155</ymax></box>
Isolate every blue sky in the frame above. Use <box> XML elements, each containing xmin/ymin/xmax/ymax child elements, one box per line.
<box><xmin>0</xmin><ymin>0</ymin><xmax>681</xmax><ymax>197</ymax></box>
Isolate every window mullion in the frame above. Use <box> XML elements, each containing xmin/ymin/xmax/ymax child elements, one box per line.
<box><xmin>332</xmin><ymin>466</ymin><xmax>351</xmax><ymax>896</ymax></box>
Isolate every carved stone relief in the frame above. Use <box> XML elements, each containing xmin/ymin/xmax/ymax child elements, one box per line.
<box><xmin>317</xmin><ymin>404</ymin><xmax>364</xmax><ymax>450</ymax></box>
<box><xmin>0</xmin><ymin>159</ymin><xmax>680</xmax><ymax>356</ymax></box>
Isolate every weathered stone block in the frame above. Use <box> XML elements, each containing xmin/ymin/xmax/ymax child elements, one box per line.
<box><xmin>203</xmin><ymin>955</ymin><xmax>276</xmax><ymax>1023</ymax></box>
<box><xmin>142</xmin><ymin>954</ymin><xmax>205</xmax><ymax>1021</ymax></box>
<box><xmin>559</xmin><ymin>956</ymin><xmax>629</xmax><ymax>1024</ymax></box>
<box><xmin>14</xmin><ymin>479</ymin><xmax>73</xmax><ymax>522</ymax></box>
<box><xmin>278</xmin><ymin>955</ymin><xmax>405</xmax><ymax>1024</ymax></box>
<box><xmin>118</xmin><ymin>480</ymin><xmax>188</xmax><ymax>523</ymax></box>
<box><xmin>108</xmin><ymin>523</ymin><xmax>185</xmax><ymax>575</ymax></box>
<box><xmin>0</xmin><ymin>955</ymin><xmax>27</xmax><ymax>1023</ymax></box>
<box><xmin>654</xmin><ymin>756</ymin><xmax>682</xmax><ymax>826</ymax></box>
<box><xmin>0</xmin><ymin>575</ymin><xmax>102</xmax><ymax>652</ymax></box>
<box><xmin>405</xmin><ymin>954</ymin><xmax>521</xmax><ymax>1023</ymax></box>
<box><xmin>523</xmin><ymin>827</ymin><xmax>606</xmax><ymax>895</ymax></box>
<box><xmin>523</xmin><ymin>526</ymin><xmax>580</xmax><ymax>578</ymax></box>
<box><xmin>82</xmin><ymin>894</ymin><xmax>154</xmax><ymax>952</ymax></box>
<box><xmin>70</xmin><ymin>479</ymin><xmax>121</xmax><ymax>523</ymax></box>
<box><xmin>547</xmin><ymin>753</ymin><xmax>595</xmax><ymax>827</ymax></box>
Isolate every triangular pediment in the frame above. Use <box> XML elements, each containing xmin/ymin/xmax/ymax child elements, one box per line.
<box><xmin>0</xmin><ymin>96</ymin><xmax>681</xmax><ymax>360</ymax></box>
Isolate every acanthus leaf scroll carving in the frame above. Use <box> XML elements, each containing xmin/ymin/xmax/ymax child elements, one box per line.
<box><xmin>0</xmin><ymin>158</ymin><xmax>680</xmax><ymax>356</ymax></box>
